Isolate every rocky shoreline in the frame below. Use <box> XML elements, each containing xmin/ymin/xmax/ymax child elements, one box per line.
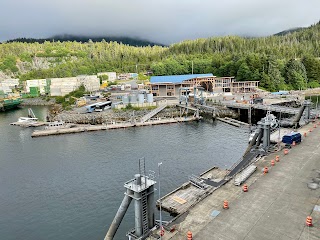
<box><xmin>21</xmin><ymin>98</ymin><xmax>56</xmax><ymax>106</ymax></box>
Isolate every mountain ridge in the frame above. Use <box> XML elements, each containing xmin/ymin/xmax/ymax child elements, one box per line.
<box><xmin>4</xmin><ymin>34</ymin><xmax>165</xmax><ymax>47</ymax></box>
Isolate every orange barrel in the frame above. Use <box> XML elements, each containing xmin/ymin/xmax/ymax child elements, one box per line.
<box><xmin>306</xmin><ymin>216</ymin><xmax>313</xmax><ymax>227</ymax></box>
<box><xmin>187</xmin><ymin>231</ymin><xmax>192</xmax><ymax>240</ymax></box>
<box><xmin>223</xmin><ymin>200</ymin><xmax>229</xmax><ymax>209</ymax></box>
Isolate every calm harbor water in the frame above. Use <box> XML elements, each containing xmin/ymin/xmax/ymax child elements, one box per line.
<box><xmin>0</xmin><ymin>106</ymin><xmax>248</xmax><ymax>240</ymax></box>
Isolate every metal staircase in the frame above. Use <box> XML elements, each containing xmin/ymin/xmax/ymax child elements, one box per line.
<box><xmin>140</xmin><ymin>103</ymin><xmax>167</xmax><ymax>123</ymax></box>
<box><xmin>141</xmin><ymin>190</ymin><xmax>149</xmax><ymax>234</ymax></box>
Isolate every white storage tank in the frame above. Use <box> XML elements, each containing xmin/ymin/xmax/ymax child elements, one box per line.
<box><xmin>129</xmin><ymin>94</ymin><xmax>137</xmax><ymax>103</ymax></box>
<box><xmin>138</xmin><ymin>94</ymin><xmax>144</xmax><ymax>104</ymax></box>
<box><xmin>122</xmin><ymin>95</ymin><xmax>129</xmax><ymax>104</ymax></box>
<box><xmin>147</xmin><ymin>93</ymin><xmax>153</xmax><ymax>103</ymax></box>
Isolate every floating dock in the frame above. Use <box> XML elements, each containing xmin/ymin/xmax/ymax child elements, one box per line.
<box><xmin>10</xmin><ymin>121</ymin><xmax>47</xmax><ymax>127</ymax></box>
<box><xmin>157</xmin><ymin>167</ymin><xmax>229</xmax><ymax>215</ymax></box>
<box><xmin>31</xmin><ymin>117</ymin><xmax>199</xmax><ymax>137</ymax></box>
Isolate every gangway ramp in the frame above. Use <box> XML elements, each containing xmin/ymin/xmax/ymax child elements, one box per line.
<box><xmin>140</xmin><ymin>103</ymin><xmax>167</xmax><ymax>123</ymax></box>
<box><xmin>217</xmin><ymin>117</ymin><xmax>249</xmax><ymax>127</ymax></box>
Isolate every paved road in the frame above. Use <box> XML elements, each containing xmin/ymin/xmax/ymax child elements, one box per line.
<box><xmin>195</xmin><ymin>126</ymin><xmax>320</xmax><ymax>239</ymax></box>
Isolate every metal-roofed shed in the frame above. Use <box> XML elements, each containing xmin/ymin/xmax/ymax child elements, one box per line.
<box><xmin>150</xmin><ymin>74</ymin><xmax>214</xmax><ymax>84</ymax></box>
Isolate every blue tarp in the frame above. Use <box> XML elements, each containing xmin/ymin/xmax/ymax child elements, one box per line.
<box><xmin>282</xmin><ymin>132</ymin><xmax>302</xmax><ymax>144</ymax></box>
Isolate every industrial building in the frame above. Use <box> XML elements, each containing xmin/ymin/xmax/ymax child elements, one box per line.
<box><xmin>148</xmin><ymin>74</ymin><xmax>259</xmax><ymax>97</ymax></box>
<box><xmin>0</xmin><ymin>79</ymin><xmax>20</xmax><ymax>94</ymax></box>
<box><xmin>25</xmin><ymin>75</ymin><xmax>100</xmax><ymax>97</ymax></box>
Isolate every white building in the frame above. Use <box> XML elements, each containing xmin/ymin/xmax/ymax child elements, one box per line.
<box><xmin>97</xmin><ymin>72</ymin><xmax>117</xmax><ymax>81</ymax></box>
<box><xmin>0</xmin><ymin>79</ymin><xmax>20</xmax><ymax>93</ymax></box>
<box><xmin>25</xmin><ymin>75</ymin><xmax>100</xmax><ymax>96</ymax></box>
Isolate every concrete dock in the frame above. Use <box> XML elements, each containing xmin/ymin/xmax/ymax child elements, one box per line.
<box><xmin>31</xmin><ymin>117</ymin><xmax>199</xmax><ymax>137</ymax></box>
<box><xmin>169</xmin><ymin>123</ymin><xmax>320</xmax><ymax>240</ymax></box>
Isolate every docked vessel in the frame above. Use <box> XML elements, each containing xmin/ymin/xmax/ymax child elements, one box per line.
<box><xmin>0</xmin><ymin>96</ymin><xmax>22</xmax><ymax>111</ymax></box>
<box><xmin>17</xmin><ymin>117</ymin><xmax>38</xmax><ymax>123</ymax></box>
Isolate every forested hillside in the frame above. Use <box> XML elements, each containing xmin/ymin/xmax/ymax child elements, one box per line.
<box><xmin>1</xmin><ymin>21</ymin><xmax>320</xmax><ymax>92</ymax></box>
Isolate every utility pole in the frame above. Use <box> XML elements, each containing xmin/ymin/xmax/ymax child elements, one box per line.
<box><xmin>191</xmin><ymin>61</ymin><xmax>194</xmax><ymax>75</ymax></box>
<box><xmin>158</xmin><ymin>162</ymin><xmax>163</xmax><ymax>239</ymax></box>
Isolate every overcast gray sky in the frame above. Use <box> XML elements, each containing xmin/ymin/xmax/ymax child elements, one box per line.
<box><xmin>1</xmin><ymin>0</ymin><xmax>319</xmax><ymax>44</ymax></box>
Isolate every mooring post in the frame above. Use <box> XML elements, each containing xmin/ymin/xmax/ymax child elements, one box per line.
<box><xmin>248</xmin><ymin>106</ymin><xmax>252</xmax><ymax>125</ymax></box>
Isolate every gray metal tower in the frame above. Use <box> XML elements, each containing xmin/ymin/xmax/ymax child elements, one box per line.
<box><xmin>105</xmin><ymin>159</ymin><xmax>156</xmax><ymax>240</ymax></box>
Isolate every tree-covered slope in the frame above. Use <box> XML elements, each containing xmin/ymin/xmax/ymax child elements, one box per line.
<box><xmin>0</xmin><ymin>21</ymin><xmax>320</xmax><ymax>92</ymax></box>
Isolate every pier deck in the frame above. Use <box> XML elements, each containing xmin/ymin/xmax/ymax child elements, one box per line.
<box><xmin>223</xmin><ymin>101</ymin><xmax>320</xmax><ymax>115</ymax></box>
<box><xmin>171</xmin><ymin>122</ymin><xmax>320</xmax><ymax>240</ymax></box>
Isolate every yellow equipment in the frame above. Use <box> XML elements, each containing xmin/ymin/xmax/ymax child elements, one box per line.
<box><xmin>71</xmin><ymin>96</ymin><xmax>87</xmax><ymax>107</ymax></box>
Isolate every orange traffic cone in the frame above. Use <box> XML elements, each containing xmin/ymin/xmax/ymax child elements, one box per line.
<box><xmin>309</xmin><ymin>128</ymin><xmax>313</xmax><ymax>132</ymax></box>
<box><xmin>304</xmin><ymin>132</ymin><xmax>307</xmax><ymax>137</ymax></box>
<box><xmin>271</xmin><ymin>160</ymin><xmax>275</xmax><ymax>166</ymax></box>
<box><xmin>187</xmin><ymin>231</ymin><xmax>193</xmax><ymax>240</ymax></box>
<box><xmin>292</xmin><ymin>141</ymin><xmax>296</xmax><ymax>146</ymax></box>
<box><xmin>243</xmin><ymin>184</ymin><xmax>248</xmax><ymax>192</ymax></box>
<box><xmin>306</xmin><ymin>216</ymin><xmax>313</xmax><ymax>227</ymax></box>
<box><xmin>314</xmin><ymin>124</ymin><xmax>317</xmax><ymax>128</ymax></box>
<box><xmin>275</xmin><ymin>155</ymin><xmax>280</xmax><ymax>162</ymax></box>
<box><xmin>223</xmin><ymin>200</ymin><xmax>229</xmax><ymax>209</ymax></box>
<box><xmin>284</xmin><ymin>149</ymin><xmax>289</xmax><ymax>155</ymax></box>
<box><xmin>263</xmin><ymin>167</ymin><xmax>269</xmax><ymax>174</ymax></box>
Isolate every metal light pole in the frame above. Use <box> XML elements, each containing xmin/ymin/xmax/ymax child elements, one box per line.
<box><xmin>158</xmin><ymin>162</ymin><xmax>163</xmax><ymax>239</ymax></box>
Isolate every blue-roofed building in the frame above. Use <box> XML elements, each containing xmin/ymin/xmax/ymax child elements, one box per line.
<box><xmin>150</xmin><ymin>74</ymin><xmax>214</xmax><ymax>84</ymax></box>
<box><xmin>148</xmin><ymin>73</ymin><xmax>259</xmax><ymax>97</ymax></box>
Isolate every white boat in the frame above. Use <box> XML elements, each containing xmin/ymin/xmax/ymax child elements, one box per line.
<box><xmin>17</xmin><ymin>117</ymin><xmax>38</xmax><ymax>123</ymax></box>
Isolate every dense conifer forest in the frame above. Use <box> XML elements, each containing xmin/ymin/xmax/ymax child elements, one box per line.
<box><xmin>1</xmin><ymin>22</ymin><xmax>320</xmax><ymax>91</ymax></box>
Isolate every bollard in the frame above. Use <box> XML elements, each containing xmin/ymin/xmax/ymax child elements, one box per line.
<box><xmin>271</xmin><ymin>160</ymin><xmax>275</xmax><ymax>166</ymax></box>
<box><xmin>284</xmin><ymin>149</ymin><xmax>289</xmax><ymax>155</ymax></box>
<box><xmin>223</xmin><ymin>200</ymin><xmax>229</xmax><ymax>209</ymax></box>
<box><xmin>187</xmin><ymin>231</ymin><xmax>193</xmax><ymax>240</ymax></box>
<box><xmin>306</xmin><ymin>216</ymin><xmax>313</xmax><ymax>227</ymax></box>
<box><xmin>275</xmin><ymin>155</ymin><xmax>280</xmax><ymax>162</ymax></box>
<box><xmin>243</xmin><ymin>184</ymin><xmax>248</xmax><ymax>192</ymax></box>
<box><xmin>263</xmin><ymin>167</ymin><xmax>269</xmax><ymax>174</ymax></box>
